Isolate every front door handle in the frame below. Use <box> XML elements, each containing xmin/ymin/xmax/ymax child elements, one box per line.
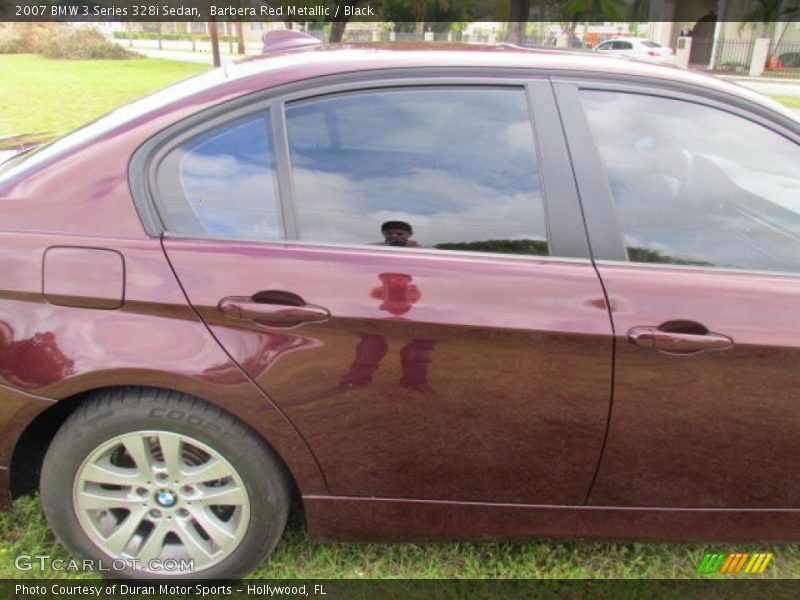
<box><xmin>627</xmin><ymin>326</ymin><xmax>733</xmax><ymax>355</ymax></box>
<box><xmin>219</xmin><ymin>296</ymin><xmax>329</xmax><ymax>328</ymax></box>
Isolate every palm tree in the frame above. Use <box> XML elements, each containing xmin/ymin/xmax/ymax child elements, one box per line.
<box><xmin>742</xmin><ymin>0</ymin><xmax>800</xmax><ymax>66</ymax></box>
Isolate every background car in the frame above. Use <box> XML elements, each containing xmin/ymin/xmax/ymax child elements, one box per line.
<box><xmin>0</xmin><ymin>31</ymin><xmax>798</xmax><ymax>579</ymax></box>
<box><xmin>593</xmin><ymin>37</ymin><xmax>675</xmax><ymax>63</ymax></box>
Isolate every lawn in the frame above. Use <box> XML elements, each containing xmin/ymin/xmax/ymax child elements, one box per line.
<box><xmin>0</xmin><ymin>54</ymin><xmax>208</xmax><ymax>137</ymax></box>
<box><xmin>773</xmin><ymin>94</ymin><xmax>800</xmax><ymax>108</ymax></box>
<box><xmin>2</xmin><ymin>495</ymin><xmax>799</xmax><ymax>579</ymax></box>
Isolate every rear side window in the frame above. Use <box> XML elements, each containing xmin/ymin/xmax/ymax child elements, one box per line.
<box><xmin>581</xmin><ymin>90</ymin><xmax>800</xmax><ymax>272</ymax></box>
<box><xmin>285</xmin><ymin>87</ymin><xmax>548</xmax><ymax>256</ymax></box>
<box><xmin>155</xmin><ymin>112</ymin><xmax>283</xmax><ymax>240</ymax></box>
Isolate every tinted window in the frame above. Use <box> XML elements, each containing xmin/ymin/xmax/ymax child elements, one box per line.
<box><xmin>613</xmin><ymin>41</ymin><xmax>633</xmax><ymax>50</ymax></box>
<box><xmin>640</xmin><ymin>41</ymin><xmax>660</xmax><ymax>48</ymax></box>
<box><xmin>581</xmin><ymin>91</ymin><xmax>800</xmax><ymax>272</ymax></box>
<box><xmin>286</xmin><ymin>88</ymin><xmax>547</xmax><ymax>256</ymax></box>
<box><xmin>155</xmin><ymin>113</ymin><xmax>283</xmax><ymax>240</ymax></box>
<box><xmin>596</xmin><ymin>42</ymin><xmax>612</xmax><ymax>51</ymax></box>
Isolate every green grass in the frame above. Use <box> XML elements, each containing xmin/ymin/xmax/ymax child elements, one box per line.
<box><xmin>772</xmin><ymin>94</ymin><xmax>800</xmax><ymax>109</ymax></box>
<box><xmin>1</xmin><ymin>495</ymin><xmax>798</xmax><ymax>579</ymax></box>
<box><xmin>0</xmin><ymin>54</ymin><xmax>208</xmax><ymax>137</ymax></box>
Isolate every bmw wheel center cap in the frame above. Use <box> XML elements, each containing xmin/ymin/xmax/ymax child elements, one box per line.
<box><xmin>156</xmin><ymin>490</ymin><xmax>177</xmax><ymax>507</ymax></box>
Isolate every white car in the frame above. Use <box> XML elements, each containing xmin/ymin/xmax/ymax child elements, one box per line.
<box><xmin>593</xmin><ymin>37</ymin><xmax>675</xmax><ymax>63</ymax></box>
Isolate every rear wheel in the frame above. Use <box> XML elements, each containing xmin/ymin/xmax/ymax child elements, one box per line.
<box><xmin>40</xmin><ymin>388</ymin><xmax>290</xmax><ymax>579</ymax></box>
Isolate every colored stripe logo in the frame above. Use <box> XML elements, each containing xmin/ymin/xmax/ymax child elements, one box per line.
<box><xmin>697</xmin><ymin>552</ymin><xmax>773</xmax><ymax>574</ymax></box>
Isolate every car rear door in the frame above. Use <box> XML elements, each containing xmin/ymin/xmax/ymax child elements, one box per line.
<box><xmin>555</xmin><ymin>79</ymin><xmax>800</xmax><ymax>508</ymax></box>
<box><xmin>153</xmin><ymin>76</ymin><xmax>614</xmax><ymax>505</ymax></box>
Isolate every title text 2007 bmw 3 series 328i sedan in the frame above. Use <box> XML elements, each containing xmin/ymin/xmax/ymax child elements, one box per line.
<box><xmin>1</xmin><ymin>31</ymin><xmax>799</xmax><ymax>579</ymax></box>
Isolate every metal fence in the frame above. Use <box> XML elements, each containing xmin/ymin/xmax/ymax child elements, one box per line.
<box><xmin>763</xmin><ymin>41</ymin><xmax>800</xmax><ymax>79</ymax></box>
<box><xmin>688</xmin><ymin>37</ymin><xmax>800</xmax><ymax>79</ymax></box>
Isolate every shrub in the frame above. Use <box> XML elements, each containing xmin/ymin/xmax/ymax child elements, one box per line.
<box><xmin>0</xmin><ymin>23</ymin><xmax>139</xmax><ymax>59</ymax></box>
<box><xmin>779</xmin><ymin>52</ymin><xmax>800</xmax><ymax>69</ymax></box>
<box><xmin>112</xmin><ymin>30</ymin><xmax>237</xmax><ymax>43</ymax></box>
<box><xmin>718</xmin><ymin>61</ymin><xmax>748</xmax><ymax>73</ymax></box>
<box><xmin>0</xmin><ymin>23</ymin><xmax>54</xmax><ymax>54</ymax></box>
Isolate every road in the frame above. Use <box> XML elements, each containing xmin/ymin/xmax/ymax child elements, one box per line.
<box><xmin>113</xmin><ymin>39</ymin><xmax>261</xmax><ymax>65</ymax></box>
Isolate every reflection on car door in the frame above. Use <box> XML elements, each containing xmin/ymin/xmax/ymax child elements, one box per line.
<box><xmin>160</xmin><ymin>81</ymin><xmax>615</xmax><ymax>505</ymax></box>
<box><xmin>558</xmin><ymin>83</ymin><xmax>800</xmax><ymax>508</ymax></box>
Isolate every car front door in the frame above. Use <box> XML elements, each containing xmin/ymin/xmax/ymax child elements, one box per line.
<box><xmin>155</xmin><ymin>77</ymin><xmax>614</xmax><ymax>505</ymax></box>
<box><xmin>556</xmin><ymin>80</ymin><xmax>800</xmax><ymax>507</ymax></box>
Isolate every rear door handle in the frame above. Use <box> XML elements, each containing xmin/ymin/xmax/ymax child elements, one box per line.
<box><xmin>627</xmin><ymin>326</ymin><xmax>733</xmax><ymax>355</ymax></box>
<box><xmin>219</xmin><ymin>296</ymin><xmax>329</xmax><ymax>328</ymax></box>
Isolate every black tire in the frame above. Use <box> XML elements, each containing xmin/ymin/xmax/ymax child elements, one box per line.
<box><xmin>40</xmin><ymin>387</ymin><xmax>291</xmax><ymax>579</ymax></box>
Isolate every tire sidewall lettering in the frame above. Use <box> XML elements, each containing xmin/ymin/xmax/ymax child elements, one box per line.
<box><xmin>148</xmin><ymin>407</ymin><xmax>225</xmax><ymax>437</ymax></box>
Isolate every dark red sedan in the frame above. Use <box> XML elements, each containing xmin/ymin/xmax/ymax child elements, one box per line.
<box><xmin>1</xmin><ymin>32</ymin><xmax>799</xmax><ymax>579</ymax></box>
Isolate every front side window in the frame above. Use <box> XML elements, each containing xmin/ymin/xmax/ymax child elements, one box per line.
<box><xmin>581</xmin><ymin>90</ymin><xmax>800</xmax><ymax>272</ymax></box>
<box><xmin>285</xmin><ymin>87</ymin><xmax>548</xmax><ymax>256</ymax></box>
<box><xmin>155</xmin><ymin>112</ymin><xmax>283</xmax><ymax>240</ymax></box>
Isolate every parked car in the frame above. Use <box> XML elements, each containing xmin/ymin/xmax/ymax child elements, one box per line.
<box><xmin>1</xmin><ymin>31</ymin><xmax>799</xmax><ymax>579</ymax></box>
<box><xmin>593</xmin><ymin>37</ymin><xmax>675</xmax><ymax>63</ymax></box>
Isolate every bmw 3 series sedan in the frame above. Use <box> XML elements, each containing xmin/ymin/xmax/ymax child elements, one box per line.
<box><xmin>1</xmin><ymin>31</ymin><xmax>799</xmax><ymax>579</ymax></box>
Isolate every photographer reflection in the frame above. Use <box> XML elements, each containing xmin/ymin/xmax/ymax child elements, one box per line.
<box><xmin>337</xmin><ymin>272</ymin><xmax>434</xmax><ymax>393</ymax></box>
<box><xmin>379</xmin><ymin>221</ymin><xmax>419</xmax><ymax>247</ymax></box>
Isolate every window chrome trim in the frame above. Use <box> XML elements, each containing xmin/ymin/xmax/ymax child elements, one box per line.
<box><xmin>162</xmin><ymin>231</ymin><xmax>590</xmax><ymax>266</ymax></box>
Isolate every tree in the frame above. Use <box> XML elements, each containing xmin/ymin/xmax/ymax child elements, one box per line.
<box><xmin>384</xmin><ymin>0</ymin><xmax>479</xmax><ymax>38</ymax></box>
<box><xmin>236</xmin><ymin>22</ymin><xmax>245</xmax><ymax>54</ymax></box>
<box><xmin>742</xmin><ymin>0</ymin><xmax>800</xmax><ymax>57</ymax></box>
<box><xmin>389</xmin><ymin>0</ymin><xmax>458</xmax><ymax>38</ymax></box>
<box><xmin>550</xmin><ymin>0</ymin><xmax>626</xmax><ymax>45</ymax></box>
<box><xmin>505</xmin><ymin>0</ymin><xmax>532</xmax><ymax>44</ymax></box>
<box><xmin>208</xmin><ymin>18</ymin><xmax>221</xmax><ymax>68</ymax></box>
<box><xmin>329</xmin><ymin>0</ymin><xmax>369</xmax><ymax>42</ymax></box>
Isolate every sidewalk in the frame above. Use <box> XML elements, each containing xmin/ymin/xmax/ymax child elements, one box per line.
<box><xmin>716</xmin><ymin>75</ymin><xmax>800</xmax><ymax>97</ymax></box>
<box><xmin>112</xmin><ymin>38</ymin><xmax>261</xmax><ymax>65</ymax></box>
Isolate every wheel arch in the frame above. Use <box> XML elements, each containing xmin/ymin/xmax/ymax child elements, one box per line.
<box><xmin>9</xmin><ymin>384</ymin><xmax>316</xmax><ymax>506</ymax></box>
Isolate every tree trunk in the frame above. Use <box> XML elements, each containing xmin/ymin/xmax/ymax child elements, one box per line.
<box><xmin>236</xmin><ymin>22</ymin><xmax>245</xmax><ymax>54</ymax></box>
<box><xmin>157</xmin><ymin>22</ymin><xmax>162</xmax><ymax>50</ymax></box>
<box><xmin>330</xmin><ymin>20</ymin><xmax>347</xmax><ymax>42</ymax></box>
<box><xmin>209</xmin><ymin>18</ymin><xmax>221</xmax><ymax>68</ymax></box>
<box><xmin>415</xmin><ymin>21</ymin><xmax>425</xmax><ymax>39</ymax></box>
<box><xmin>505</xmin><ymin>0</ymin><xmax>531</xmax><ymax>45</ymax></box>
